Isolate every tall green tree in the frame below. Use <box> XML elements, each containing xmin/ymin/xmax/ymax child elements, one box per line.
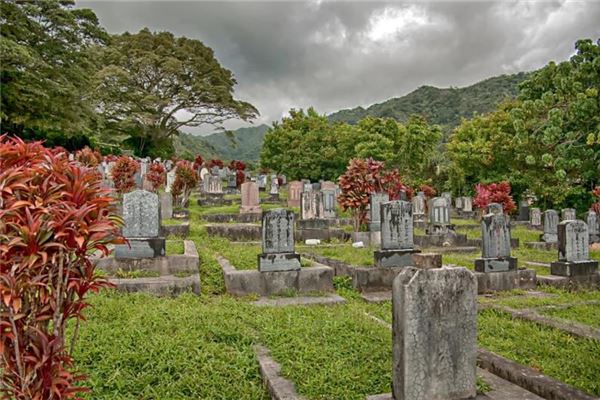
<box><xmin>95</xmin><ymin>28</ymin><xmax>258</xmax><ymax>157</ymax></box>
<box><xmin>0</xmin><ymin>0</ymin><xmax>107</xmax><ymax>146</ymax></box>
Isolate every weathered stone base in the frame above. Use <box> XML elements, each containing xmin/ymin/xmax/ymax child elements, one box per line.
<box><xmin>425</xmin><ymin>223</ymin><xmax>456</xmax><ymax>235</ymax></box>
<box><xmin>96</xmin><ymin>240</ymin><xmax>199</xmax><ymax>276</ymax></box>
<box><xmin>206</xmin><ymin>223</ymin><xmax>261</xmax><ymax>241</ymax></box>
<box><xmin>160</xmin><ymin>222</ymin><xmax>189</xmax><ymax>238</ymax></box>
<box><xmin>202</xmin><ymin>212</ymin><xmax>263</xmax><ymax>223</ymax></box>
<box><xmin>550</xmin><ymin>260</ymin><xmax>598</xmax><ymax>277</ymax></box>
<box><xmin>374</xmin><ymin>248</ymin><xmax>421</xmax><ymax>268</ymax></box>
<box><xmin>537</xmin><ymin>272</ymin><xmax>600</xmax><ymax>290</ymax></box>
<box><xmin>474</xmin><ymin>269</ymin><xmax>536</xmax><ymax>294</ymax></box>
<box><xmin>474</xmin><ymin>257</ymin><xmax>518</xmax><ymax>273</ymax></box>
<box><xmin>240</xmin><ymin>206</ymin><xmax>262</xmax><ymax>214</ymax></box>
<box><xmin>468</xmin><ymin>238</ymin><xmax>520</xmax><ymax>249</ymax></box>
<box><xmin>258</xmin><ymin>252</ymin><xmax>301</xmax><ymax>272</ymax></box>
<box><xmin>525</xmin><ymin>241</ymin><xmax>558</xmax><ymax>250</ymax></box>
<box><xmin>110</xmin><ymin>274</ymin><xmax>200</xmax><ymax>296</ymax></box>
<box><xmin>539</xmin><ymin>233</ymin><xmax>557</xmax><ymax>243</ymax></box>
<box><xmin>296</xmin><ymin>228</ymin><xmax>349</xmax><ymax>242</ymax></box>
<box><xmin>253</xmin><ymin>294</ymin><xmax>346</xmax><ymax>307</ymax></box>
<box><xmin>298</xmin><ymin>219</ymin><xmax>331</xmax><ymax>230</ymax></box>
<box><xmin>172</xmin><ymin>209</ymin><xmax>189</xmax><ymax>220</ymax></box>
<box><xmin>415</xmin><ymin>232</ymin><xmax>468</xmax><ymax>247</ymax></box>
<box><xmin>219</xmin><ymin>256</ymin><xmax>334</xmax><ymax>297</ymax></box>
<box><xmin>196</xmin><ymin>194</ymin><xmax>232</xmax><ymax>206</ymax></box>
<box><xmin>115</xmin><ymin>237</ymin><xmax>166</xmax><ymax>259</ymax></box>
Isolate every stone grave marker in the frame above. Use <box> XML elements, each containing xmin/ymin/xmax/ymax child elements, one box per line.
<box><xmin>207</xmin><ymin>175</ymin><xmax>223</xmax><ymax>194</ymax></box>
<box><xmin>160</xmin><ymin>192</ymin><xmax>173</xmax><ymax>220</ymax></box>
<box><xmin>561</xmin><ymin>208</ymin><xmax>576</xmax><ymax>221</ymax></box>
<box><xmin>530</xmin><ymin>207</ymin><xmax>542</xmax><ymax>227</ymax></box>
<box><xmin>369</xmin><ymin>192</ymin><xmax>390</xmax><ymax>231</ymax></box>
<box><xmin>541</xmin><ymin>209</ymin><xmax>559</xmax><ymax>243</ymax></box>
<box><xmin>412</xmin><ymin>192</ymin><xmax>426</xmax><ymax>222</ymax></box>
<box><xmin>257</xmin><ymin>174</ymin><xmax>267</xmax><ymax>191</ymax></box>
<box><xmin>517</xmin><ymin>199</ymin><xmax>530</xmax><ymax>221</ymax></box>
<box><xmin>269</xmin><ymin>175</ymin><xmax>279</xmax><ymax>198</ymax></box>
<box><xmin>426</xmin><ymin>196</ymin><xmax>453</xmax><ymax>235</ymax></box>
<box><xmin>441</xmin><ymin>191</ymin><xmax>452</xmax><ymax>208</ymax></box>
<box><xmin>587</xmin><ymin>210</ymin><xmax>599</xmax><ymax>243</ymax></box>
<box><xmin>287</xmin><ymin>181</ymin><xmax>303</xmax><ymax>208</ymax></box>
<box><xmin>240</xmin><ymin>181</ymin><xmax>261</xmax><ymax>214</ymax></box>
<box><xmin>455</xmin><ymin>196</ymin><xmax>463</xmax><ymax>210</ymax></box>
<box><xmin>165</xmin><ymin>170</ymin><xmax>176</xmax><ymax>193</ymax></box>
<box><xmin>474</xmin><ymin>212</ymin><xmax>517</xmax><ymax>273</ymax></box>
<box><xmin>551</xmin><ymin>220</ymin><xmax>598</xmax><ymax>277</ymax></box>
<box><xmin>374</xmin><ymin>200</ymin><xmax>420</xmax><ymax>268</ymax></box>
<box><xmin>462</xmin><ymin>197</ymin><xmax>473</xmax><ymax>212</ymax></box>
<box><xmin>228</xmin><ymin>173</ymin><xmax>237</xmax><ymax>188</ymax></box>
<box><xmin>115</xmin><ymin>190</ymin><xmax>165</xmax><ymax>259</ymax></box>
<box><xmin>392</xmin><ymin>267</ymin><xmax>477</xmax><ymax>400</ymax></box>
<box><xmin>301</xmin><ymin>190</ymin><xmax>324</xmax><ymax>220</ymax></box>
<box><xmin>321</xmin><ymin>189</ymin><xmax>337</xmax><ymax>219</ymax></box>
<box><xmin>487</xmin><ymin>202</ymin><xmax>503</xmax><ymax>215</ymax></box>
<box><xmin>258</xmin><ymin>209</ymin><xmax>301</xmax><ymax>272</ymax></box>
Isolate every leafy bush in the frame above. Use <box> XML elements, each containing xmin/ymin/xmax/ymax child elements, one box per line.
<box><xmin>206</xmin><ymin>159</ymin><xmax>224</xmax><ymax>169</ymax></box>
<box><xmin>146</xmin><ymin>162</ymin><xmax>166</xmax><ymax>192</ymax></box>
<box><xmin>0</xmin><ymin>136</ymin><xmax>123</xmax><ymax>399</ymax></box>
<box><xmin>193</xmin><ymin>155</ymin><xmax>204</xmax><ymax>170</ymax></box>
<box><xmin>229</xmin><ymin>160</ymin><xmax>246</xmax><ymax>171</ymax></box>
<box><xmin>75</xmin><ymin>146</ymin><xmax>102</xmax><ymax>167</ymax></box>
<box><xmin>172</xmin><ymin>160</ymin><xmax>198</xmax><ymax>207</ymax></box>
<box><xmin>111</xmin><ymin>156</ymin><xmax>139</xmax><ymax>194</ymax></box>
<box><xmin>474</xmin><ymin>181</ymin><xmax>516</xmax><ymax>214</ymax></box>
<box><xmin>592</xmin><ymin>186</ymin><xmax>600</xmax><ymax>214</ymax></box>
<box><xmin>418</xmin><ymin>184</ymin><xmax>437</xmax><ymax>198</ymax></box>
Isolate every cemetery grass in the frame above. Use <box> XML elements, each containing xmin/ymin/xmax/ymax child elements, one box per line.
<box><xmin>213</xmin><ymin>241</ymin><xmax>313</xmax><ymax>270</ymax></box>
<box><xmin>538</xmin><ymin>304</ymin><xmax>600</xmax><ymax>328</ymax></box>
<box><xmin>166</xmin><ymin>239</ymin><xmax>185</xmax><ymax>255</ymax></box>
<box><xmin>162</xmin><ymin>218</ymin><xmax>185</xmax><ymax>226</ymax></box>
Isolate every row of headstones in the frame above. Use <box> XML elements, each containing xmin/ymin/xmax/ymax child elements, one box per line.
<box><xmin>533</xmin><ymin>208</ymin><xmax>599</xmax><ymax>244</ymax></box>
<box><xmin>287</xmin><ymin>180</ymin><xmax>339</xmax><ymax>220</ymax></box>
<box><xmin>201</xmin><ymin>173</ymin><xmax>286</xmax><ymax>195</ymax></box>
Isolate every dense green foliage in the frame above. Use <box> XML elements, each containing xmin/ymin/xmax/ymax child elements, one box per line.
<box><xmin>260</xmin><ymin>108</ymin><xmax>441</xmax><ymax>183</ymax></box>
<box><xmin>448</xmin><ymin>39</ymin><xmax>600</xmax><ymax>210</ymax></box>
<box><xmin>0</xmin><ymin>0</ymin><xmax>107</xmax><ymax>148</ymax></box>
<box><xmin>203</xmin><ymin>124</ymin><xmax>269</xmax><ymax>162</ymax></box>
<box><xmin>328</xmin><ymin>73</ymin><xmax>528</xmax><ymax>130</ymax></box>
<box><xmin>94</xmin><ymin>28</ymin><xmax>258</xmax><ymax>158</ymax></box>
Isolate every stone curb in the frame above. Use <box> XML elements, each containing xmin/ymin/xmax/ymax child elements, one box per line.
<box><xmin>254</xmin><ymin>345</ymin><xmax>306</xmax><ymax>400</ymax></box>
<box><xmin>253</xmin><ymin>294</ymin><xmax>346</xmax><ymax>307</ymax></box>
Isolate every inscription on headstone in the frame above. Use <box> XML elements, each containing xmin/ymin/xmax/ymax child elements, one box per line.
<box><xmin>369</xmin><ymin>192</ymin><xmax>390</xmax><ymax>231</ymax></box>
<box><xmin>321</xmin><ymin>189</ymin><xmax>337</xmax><ymax>219</ymax></box>
<box><xmin>381</xmin><ymin>201</ymin><xmax>414</xmax><ymax>250</ymax></box>
<box><xmin>258</xmin><ymin>209</ymin><xmax>301</xmax><ymax>272</ymax></box>
<box><xmin>287</xmin><ymin>181</ymin><xmax>303</xmax><ymax>208</ymax></box>
<box><xmin>542</xmin><ymin>209</ymin><xmax>559</xmax><ymax>243</ymax></box>
<box><xmin>530</xmin><ymin>207</ymin><xmax>542</xmax><ymax>227</ymax></box>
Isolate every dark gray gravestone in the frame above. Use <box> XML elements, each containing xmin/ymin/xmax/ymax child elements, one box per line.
<box><xmin>228</xmin><ymin>173</ymin><xmax>237</xmax><ymax>188</ymax></box>
<box><xmin>392</xmin><ymin>267</ymin><xmax>477</xmax><ymax>400</ymax></box>
<box><xmin>475</xmin><ymin>212</ymin><xmax>517</xmax><ymax>273</ymax></box>
<box><xmin>369</xmin><ymin>192</ymin><xmax>389</xmax><ymax>231</ymax></box>
<box><xmin>300</xmin><ymin>190</ymin><xmax>324</xmax><ymax>220</ymax></box>
<box><xmin>530</xmin><ymin>207</ymin><xmax>542</xmax><ymax>227</ymax></box>
<box><xmin>561</xmin><ymin>208</ymin><xmax>576</xmax><ymax>221</ymax></box>
<box><xmin>541</xmin><ymin>209</ymin><xmax>559</xmax><ymax>243</ymax></box>
<box><xmin>321</xmin><ymin>189</ymin><xmax>337</xmax><ymax>219</ymax></box>
<box><xmin>551</xmin><ymin>220</ymin><xmax>598</xmax><ymax>277</ymax></box>
<box><xmin>258</xmin><ymin>209</ymin><xmax>301</xmax><ymax>272</ymax></box>
<box><xmin>587</xmin><ymin>210</ymin><xmax>599</xmax><ymax>243</ymax></box>
<box><xmin>412</xmin><ymin>192</ymin><xmax>426</xmax><ymax>221</ymax></box>
<box><xmin>517</xmin><ymin>199</ymin><xmax>529</xmax><ymax>221</ymax></box>
<box><xmin>374</xmin><ymin>201</ymin><xmax>420</xmax><ymax>268</ymax></box>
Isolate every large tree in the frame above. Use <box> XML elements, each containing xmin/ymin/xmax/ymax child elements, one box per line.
<box><xmin>95</xmin><ymin>28</ymin><xmax>258</xmax><ymax>157</ymax></box>
<box><xmin>0</xmin><ymin>0</ymin><xmax>107</xmax><ymax>147</ymax></box>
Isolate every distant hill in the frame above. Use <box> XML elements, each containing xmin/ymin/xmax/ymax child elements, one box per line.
<box><xmin>328</xmin><ymin>72</ymin><xmax>529</xmax><ymax>130</ymax></box>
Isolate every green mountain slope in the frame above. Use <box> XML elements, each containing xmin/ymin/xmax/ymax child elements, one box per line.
<box><xmin>328</xmin><ymin>72</ymin><xmax>529</xmax><ymax>129</ymax></box>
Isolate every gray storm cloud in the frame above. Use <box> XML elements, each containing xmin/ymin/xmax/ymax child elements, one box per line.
<box><xmin>80</xmin><ymin>0</ymin><xmax>600</xmax><ymax>134</ymax></box>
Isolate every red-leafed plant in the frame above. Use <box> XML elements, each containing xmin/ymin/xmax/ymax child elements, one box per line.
<box><xmin>171</xmin><ymin>160</ymin><xmax>198</xmax><ymax>207</ymax></box>
<box><xmin>193</xmin><ymin>155</ymin><xmax>204</xmax><ymax>170</ymax></box>
<box><xmin>229</xmin><ymin>160</ymin><xmax>246</xmax><ymax>171</ymax></box>
<box><xmin>146</xmin><ymin>163</ymin><xmax>166</xmax><ymax>192</ymax></box>
<box><xmin>236</xmin><ymin>169</ymin><xmax>246</xmax><ymax>188</ymax></box>
<box><xmin>338</xmin><ymin>158</ymin><xmax>410</xmax><ymax>231</ymax></box>
<box><xmin>474</xmin><ymin>181</ymin><xmax>517</xmax><ymax>214</ymax></box>
<box><xmin>104</xmin><ymin>154</ymin><xmax>118</xmax><ymax>163</ymax></box>
<box><xmin>418</xmin><ymin>184</ymin><xmax>437</xmax><ymax>199</ymax></box>
<box><xmin>111</xmin><ymin>156</ymin><xmax>139</xmax><ymax>194</ymax></box>
<box><xmin>206</xmin><ymin>159</ymin><xmax>224</xmax><ymax>169</ymax></box>
<box><xmin>0</xmin><ymin>135</ymin><xmax>124</xmax><ymax>399</ymax></box>
<box><xmin>75</xmin><ymin>146</ymin><xmax>102</xmax><ymax>167</ymax></box>
<box><xmin>592</xmin><ymin>186</ymin><xmax>600</xmax><ymax>214</ymax></box>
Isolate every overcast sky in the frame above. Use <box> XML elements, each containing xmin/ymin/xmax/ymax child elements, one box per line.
<box><xmin>80</xmin><ymin>1</ymin><xmax>600</xmax><ymax>135</ymax></box>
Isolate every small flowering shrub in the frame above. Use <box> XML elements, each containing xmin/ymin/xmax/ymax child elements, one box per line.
<box><xmin>0</xmin><ymin>136</ymin><xmax>123</xmax><ymax>399</ymax></box>
<box><xmin>206</xmin><ymin>159</ymin><xmax>224</xmax><ymax>169</ymax></box>
<box><xmin>236</xmin><ymin>170</ymin><xmax>246</xmax><ymax>187</ymax></box>
<box><xmin>229</xmin><ymin>160</ymin><xmax>246</xmax><ymax>171</ymax></box>
<box><xmin>171</xmin><ymin>160</ymin><xmax>198</xmax><ymax>207</ymax></box>
<box><xmin>75</xmin><ymin>146</ymin><xmax>102</xmax><ymax>167</ymax></box>
<box><xmin>418</xmin><ymin>184</ymin><xmax>437</xmax><ymax>199</ymax></box>
<box><xmin>193</xmin><ymin>155</ymin><xmax>204</xmax><ymax>170</ymax></box>
<box><xmin>338</xmin><ymin>158</ymin><xmax>410</xmax><ymax>231</ymax></box>
<box><xmin>111</xmin><ymin>156</ymin><xmax>139</xmax><ymax>194</ymax></box>
<box><xmin>592</xmin><ymin>186</ymin><xmax>600</xmax><ymax>214</ymax></box>
<box><xmin>474</xmin><ymin>181</ymin><xmax>517</xmax><ymax>214</ymax></box>
<box><xmin>146</xmin><ymin>163</ymin><xmax>166</xmax><ymax>192</ymax></box>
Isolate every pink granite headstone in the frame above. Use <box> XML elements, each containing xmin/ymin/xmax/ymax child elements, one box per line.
<box><xmin>287</xmin><ymin>181</ymin><xmax>303</xmax><ymax>208</ymax></box>
<box><xmin>240</xmin><ymin>181</ymin><xmax>261</xmax><ymax>214</ymax></box>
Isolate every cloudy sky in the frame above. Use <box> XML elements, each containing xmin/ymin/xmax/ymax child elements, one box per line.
<box><xmin>80</xmin><ymin>0</ymin><xmax>600</xmax><ymax>135</ymax></box>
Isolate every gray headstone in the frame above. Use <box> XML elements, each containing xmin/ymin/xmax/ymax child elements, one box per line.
<box><xmin>381</xmin><ymin>200</ymin><xmax>413</xmax><ymax>250</ymax></box>
<box><xmin>262</xmin><ymin>209</ymin><xmax>295</xmax><ymax>254</ymax></box>
<box><xmin>303</xmin><ymin>181</ymin><xmax>312</xmax><ymax>192</ymax></box>
<box><xmin>122</xmin><ymin>190</ymin><xmax>160</xmax><ymax>238</ymax></box>
<box><xmin>487</xmin><ymin>203</ymin><xmax>503</xmax><ymax>215</ymax></box>
<box><xmin>441</xmin><ymin>191</ymin><xmax>452</xmax><ymax>207</ymax></box>
<box><xmin>392</xmin><ymin>267</ymin><xmax>477</xmax><ymax>400</ymax></box>
<box><xmin>301</xmin><ymin>190</ymin><xmax>324</xmax><ymax>220</ymax></box>
<box><xmin>287</xmin><ymin>181</ymin><xmax>303</xmax><ymax>208</ymax></box>
<box><xmin>455</xmin><ymin>197</ymin><xmax>463</xmax><ymax>210</ymax></box>
<box><xmin>481</xmin><ymin>213</ymin><xmax>511</xmax><ymax>258</ymax></box>
<box><xmin>207</xmin><ymin>175</ymin><xmax>223</xmax><ymax>194</ymax></box>
<box><xmin>462</xmin><ymin>197</ymin><xmax>473</xmax><ymax>212</ymax></box>
<box><xmin>228</xmin><ymin>173</ymin><xmax>237</xmax><ymax>188</ymax></box>
<box><xmin>257</xmin><ymin>174</ymin><xmax>267</xmax><ymax>189</ymax></box>
<box><xmin>587</xmin><ymin>210</ymin><xmax>599</xmax><ymax>242</ymax></box>
<box><xmin>269</xmin><ymin>176</ymin><xmax>279</xmax><ymax>195</ymax></box>
<box><xmin>428</xmin><ymin>197</ymin><xmax>450</xmax><ymax>225</ymax></box>
<box><xmin>412</xmin><ymin>193</ymin><xmax>426</xmax><ymax>219</ymax></box>
<box><xmin>321</xmin><ymin>189</ymin><xmax>337</xmax><ymax>219</ymax></box>
<box><xmin>369</xmin><ymin>192</ymin><xmax>390</xmax><ymax>231</ymax></box>
<box><xmin>530</xmin><ymin>207</ymin><xmax>542</xmax><ymax>226</ymax></box>
<box><xmin>542</xmin><ymin>209</ymin><xmax>559</xmax><ymax>243</ymax></box>
<box><xmin>160</xmin><ymin>192</ymin><xmax>173</xmax><ymax>220</ymax></box>
<box><xmin>561</xmin><ymin>208</ymin><xmax>576</xmax><ymax>221</ymax></box>
<box><xmin>165</xmin><ymin>170</ymin><xmax>176</xmax><ymax>193</ymax></box>
<box><xmin>558</xmin><ymin>220</ymin><xmax>589</xmax><ymax>262</ymax></box>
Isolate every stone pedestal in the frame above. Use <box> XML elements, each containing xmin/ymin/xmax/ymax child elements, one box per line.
<box><xmin>298</xmin><ymin>219</ymin><xmax>330</xmax><ymax>230</ymax></box>
<box><xmin>474</xmin><ymin>257</ymin><xmax>517</xmax><ymax>273</ymax></box>
<box><xmin>550</xmin><ymin>261</ymin><xmax>598</xmax><ymax>277</ymax></box>
<box><xmin>258</xmin><ymin>252</ymin><xmax>301</xmax><ymax>272</ymax></box>
<box><xmin>426</xmin><ymin>223</ymin><xmax>455</xmax><ymax>235</ymax></box>
<box><xmin>374</xmin><ymin>248</ymin><xmax>421</xmax><ymax>268</ymax></box>
<box><xmin>115</xmin><ymin>237</ymin><xmax>166</xmax><ymax>259</ymax></box>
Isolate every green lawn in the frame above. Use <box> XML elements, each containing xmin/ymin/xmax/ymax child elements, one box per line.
<box><xmin>166</xmin><ymin>239</ymin><xmax>185</xmax><ymax>255</ymax></box>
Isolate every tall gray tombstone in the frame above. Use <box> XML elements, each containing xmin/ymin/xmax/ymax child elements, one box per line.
<box><xmin>586</xmin><ymin>210</ymin><xmax>599</xmax><ymax>243</ymax></box>
<box><xmin>392</xmin><ymin>267</ymin><xmax>477</xmax><ymax>400</ymax></box>
<box><xmin>462</xmin><ymin>197</ymin><xmax>473</xmax><ymax>212</ymax></box>
<box><xmin>301</xmin><ymin>190</ymin><xmax>324</xmax><ymax>220</ymax></box>
<box><xmin>517</xmin><ymin>199</ymin><xmax>530</xmax><ymax>221</ymax></box>
<box><xmin>115</xmin><ymin>190</ymin><xmax>165</xmax><ymax>259</ymax></box>
<box><xmin>269</xmin><ymin>176</ymin><xmax>279</xmax><ymax>198</ymax></box>
<box><xmin>426</xmin><ymin>197</ymin><xmax>453</xmax><ymax>235</ymax></box>
<box><xmin>455</xmin><ymin>197</ymin><xmax>463</xmax><ymax>210</ymax></box>
<box><xmin>487</xmin><ymin>202</ymin><xmax>503</xmax><ymax>215</ymax></box>
<box><xmin>165</xmin><ymin>170</ymin><xmax>176</xmax><ymax>193</ymax></box>
<box><xmin>257</xmin><ymin>174</ymin><xmax>267</xmax><ymax>191</ymax></box>
<box><xmin>228</xmin><ymin>173</ymin><xmax>237</xmax><ymax>188</ymax></box>
<box><xmin>541</xmin><ymin>209</ymin><xmax>559</xmax><ymax>243</ymax></box>
<box><xmin>258</xmin><ymin>209</ymin><xmax>301</xmax><ymax>272</ymax></box>
<box><xmin>561</xmin><ymin>208</ymin><xmax>576</xmax><ymax>221</ymax></box>
<box><xmin>207</xmin><ymin>175</ymin><xmax>223</xmax><ymax>194</ymax></box>
<box><xmin>287</xmin><ymin>181</ymin><xmax>303</xmax><ymax>208</ymax></box>
<box><xmin>441</xmin><ymin>192</ymin><xmax>452</xmax><ymax>209</ymax></box>
<box><xmin>475</xmin><ymin>212</ymin><xmax>517</xmax><ymax>272</ymax></box>
<box><xmin>530</xmin><ymin>207</ymin><xmax>542</xmax><ymax>227</ymax></box>
<box><xmin>369</xmin><ymin>192</ymin><xmax>390</xmax><ymax>231</ymax></box>
<box><xmin>321</xmin><ymin>189</ymin><xmax>337</xmax><ymax>219</ymax></box>
<box><xmin>551</xmin><ymin>220</ymin><xmax>598</xmax><ymax>277</ymax></box>
<box><xmin>412</xmin><ymin>192</ymin><xmax>426</xmax><ymax>222</ymax></box>
<box><xmin>374</xmin><ymin>201</ymin><xmax>420</xmax><ymax>268</ymax></box>
<box><xmin>160</xmin><ymin>192</ymin><xmax>173</xmax><ymax>220</ymax></box>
